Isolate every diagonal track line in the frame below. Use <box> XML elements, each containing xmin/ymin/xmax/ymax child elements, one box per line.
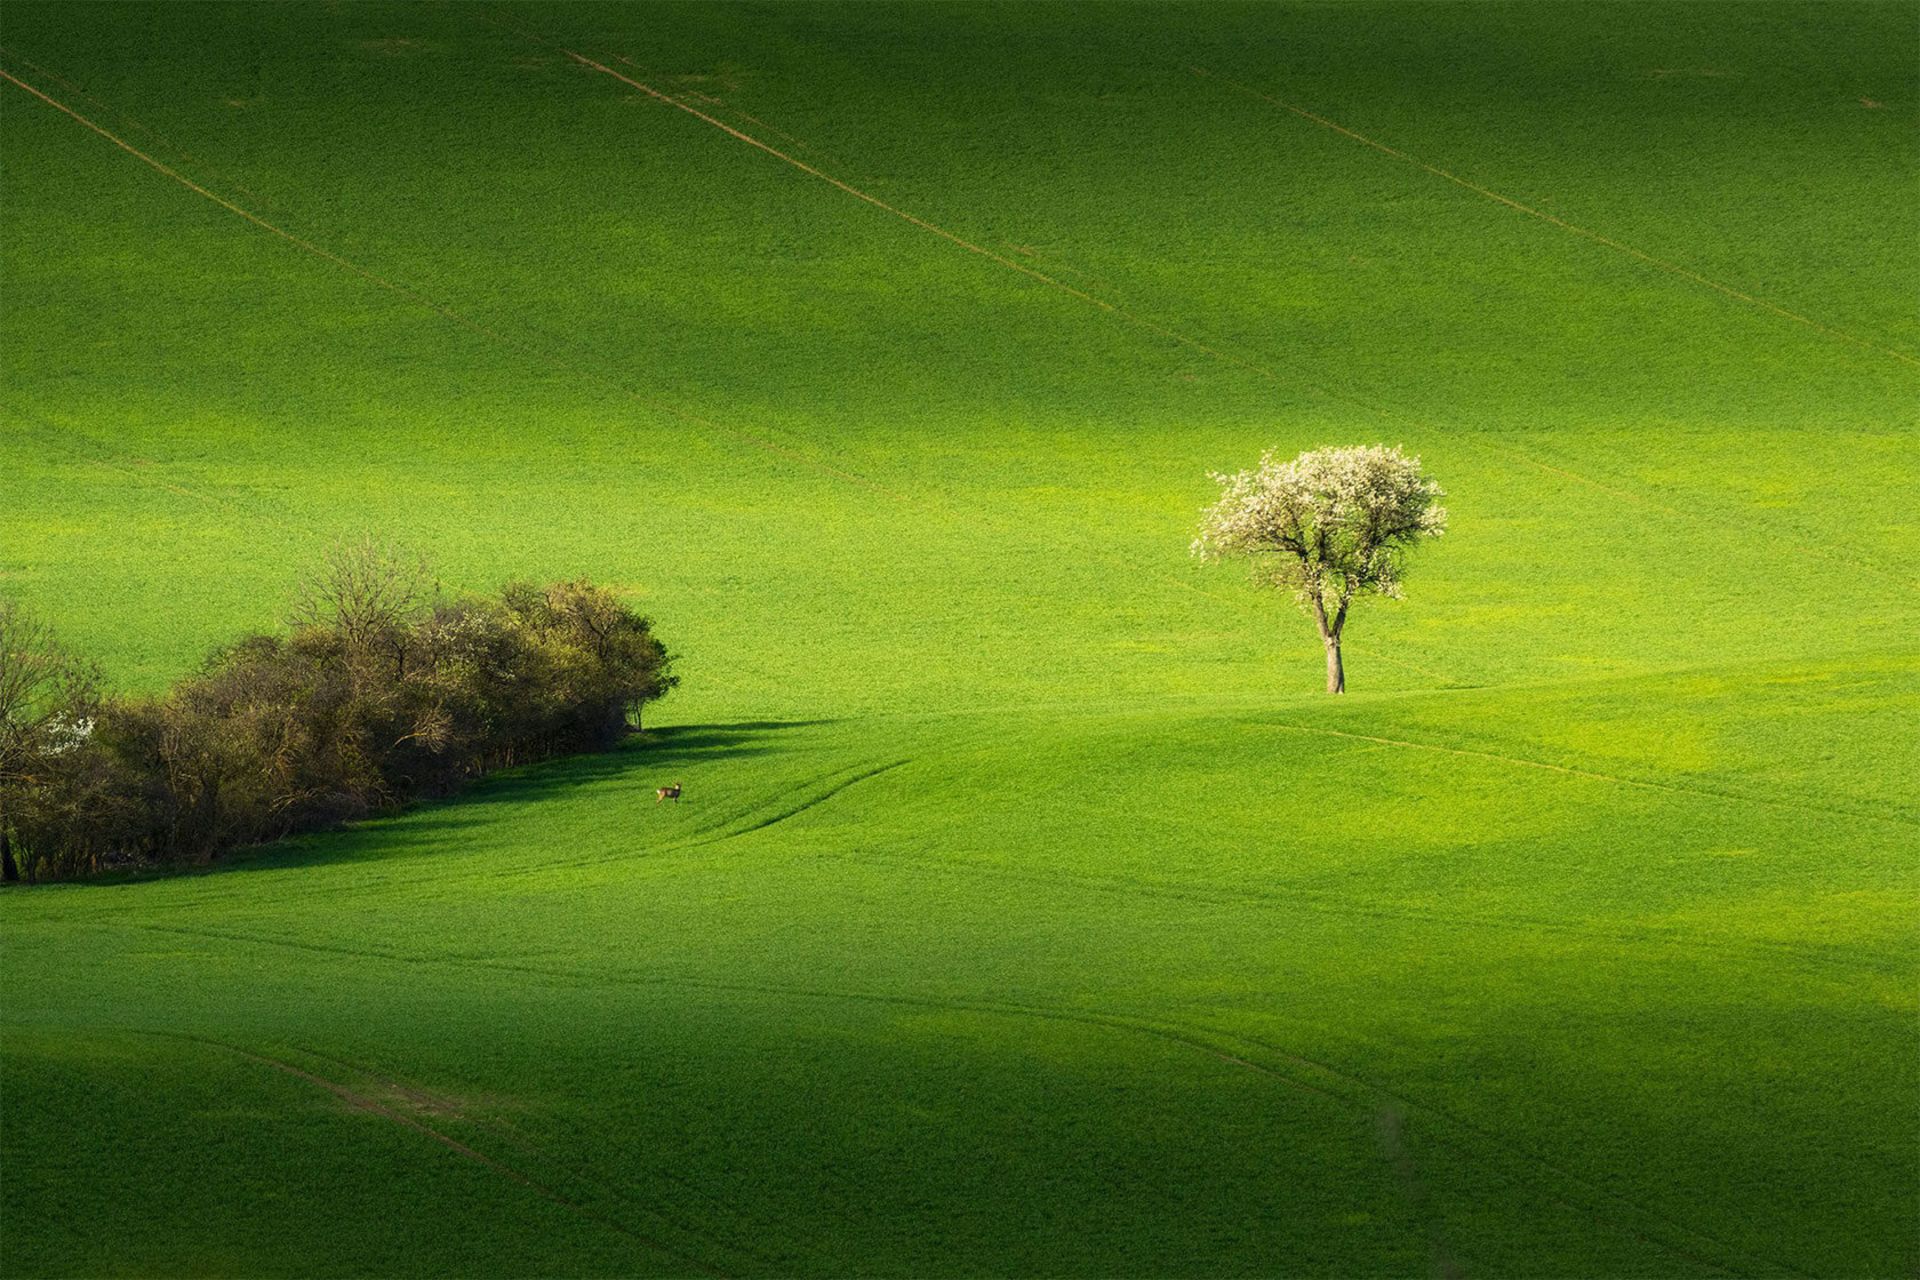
<box><xmin>0</xmin><ymin>64</ymin><xmax>903</xmax><ymax>500</ymax></box>
<box><xmin>1189</xmin><ymin>66</ymin><xmax>1920</xmax><ymax>370</ymax></box>
<box><xmin>0</xmin><ymin>50</ymin><xmax>1429</xmax><ymax>692</ymax></box>
<box><xmin>0</xmin><ymin>42</ymin><xmax>278</xmax><ymax>208</ymax></box>
<box><xmin>541</xmin><ymin>51</ymin><xmax>1913</xmax><ymax>590</ymax></box>
<box><xmin>498</xmin><ymin>26</ymin><xmax>1287</xmax><ymax>383</ymax></box>
<box><xmin>11</xmin><ymin>43</ymin><xmax>1902</xmax><ymax>689</ymax></box>
<box><xmin>0</xmin><ymin>51</ymin><xmax>1478</xmax><ymax>682</ymax></box>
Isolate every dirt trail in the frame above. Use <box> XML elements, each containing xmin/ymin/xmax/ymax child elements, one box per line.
<box><xmin>1188</xmin><ymin>66</ymin><xmax>1919</xmax><ymax>370</ymax></box>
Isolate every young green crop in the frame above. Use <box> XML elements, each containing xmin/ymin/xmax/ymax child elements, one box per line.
<box><xmin>1</xmin><ymin>1</ymin><xmax>1914</xmax><ymax>1275</ymax></box>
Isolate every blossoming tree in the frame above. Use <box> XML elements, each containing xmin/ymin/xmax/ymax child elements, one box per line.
<box><xmin>1193</xmin><ymin>444</ymin><xmax>1447</xmax><ymax>693</ymax></box>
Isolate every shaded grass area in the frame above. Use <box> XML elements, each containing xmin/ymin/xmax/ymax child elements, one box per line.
<box><xmin>1</xmin><ymin>0</ymin><xmax>1915</xmax><ymax>1275</ymax></box>
<box><xmin>6</xmin><ymin>668</ymin><xmax>1914</xmax><ymax>1275</ymax></box>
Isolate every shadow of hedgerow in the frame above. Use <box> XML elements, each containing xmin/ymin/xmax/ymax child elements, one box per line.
<box><xmin>54</xmin><ymin>719</ymin><xmax>843</xmax><ymax>886</ymax></box>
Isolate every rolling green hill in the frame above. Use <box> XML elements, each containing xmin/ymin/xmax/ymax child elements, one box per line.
<box><xmin>2</xmin><ymin>2</ymin><xmax>1915</xmax><ymax>1274</ymax></box>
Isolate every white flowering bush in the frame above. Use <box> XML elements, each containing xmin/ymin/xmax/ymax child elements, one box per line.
<box><xmin>1193</xmin><ymin>444</ymin><xmax>1446</xmax><ymax>691</ymax></box>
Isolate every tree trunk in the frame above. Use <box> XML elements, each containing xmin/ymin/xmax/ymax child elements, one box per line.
<box><xmin>1310</xmin><ymin>592</ymin><xmax>1347</xmax><ymax>694</ymax></box>
<box><xmin>1</xmin><ymin>828</ymin><xmax>17</xmax><ymax>883</ymax></box>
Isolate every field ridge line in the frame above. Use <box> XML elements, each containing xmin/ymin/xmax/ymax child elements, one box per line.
<box><xmin>816</xmin><ymin>843</ymin><xmax>1905</xmax><ymax>978</ymax></box>
<box><xmin>1187</xmin><ymin>65</ymin><xmax>1919</xmax><ymax>370</ymax></box>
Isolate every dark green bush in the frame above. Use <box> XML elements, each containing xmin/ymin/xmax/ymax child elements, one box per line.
<box><xmin>0</xmin><ymin>548</ymin><xmax>675</xmax><ymax>881</ymax></box>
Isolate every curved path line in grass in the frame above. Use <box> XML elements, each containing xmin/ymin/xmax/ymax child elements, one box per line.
<box><xmin>453</xmin><ymin>757</ymin><xmax>918</xmax><ymax>885</ymax></box>
<box><xmin>108</xmin><ymin>796</ymin><xmax>1903</xmax><ymax>981</ymax></box>
<box><xmin>0</xmin><ymin>63</ymin><xmax>904</xmax><ymax>503</ymax></box>
<box><xmin>680</xmin><ymin>978</ymin><xmax>1796</xmax><ymax>1280</ymax></box>
<box><xmin>1186</xmin><ymin>67</ymin><xmax>1920</xmax><ymax>371</ymax></box>
<box><xmin>675</xmin><ymin>759</ymin><xmax>913</xmax><ymax>848</ymax></box>
<box><xmin>93</xmin><ymin>932</ymin><xmax>1812</xmax><ymax>1280</ymax></box>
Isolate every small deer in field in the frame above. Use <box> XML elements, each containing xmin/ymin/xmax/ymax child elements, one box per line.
<box><xmin>655</xmin><ymin>782</ymin><xmax>682</xmax><ymax>804</ymax></box>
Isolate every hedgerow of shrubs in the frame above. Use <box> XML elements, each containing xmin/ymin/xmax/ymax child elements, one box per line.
<box><xmin>0</xmin><ymin>541</ymin><xmax>675</xmax><ymax>882</ymax></box>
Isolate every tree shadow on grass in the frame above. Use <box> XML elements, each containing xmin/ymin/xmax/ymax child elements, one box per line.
<box><xmin>57</xmin><ymin>719</ymin><xmax>843</xmax><ymax>886</ymax></box>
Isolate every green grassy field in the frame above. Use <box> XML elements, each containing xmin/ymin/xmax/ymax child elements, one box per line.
<box><xmin>2</xmin><ymin>1</ymin><xmax>1916</xmax><ymax>1274</ymax></box>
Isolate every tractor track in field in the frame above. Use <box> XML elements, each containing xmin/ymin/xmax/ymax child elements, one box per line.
<box><xmin>0</xmin><ymin>46</ymin><xmax>1483</xmax><ymax>681</ymax></box>
<box><xmin>673</xmin><ymin>758</ymin><xmax>911</xmax><ymax>848</ymax></box>
<box><xmin>1185</xmin><ymin>66</ymin><xmax>1919</xmax><ymax>372</ymax></box>
<box><xmin>610</xmin><ymin>55</ymin><xmax>857</xmax><ymax>170</ymax></box>
<box><xmin>458</xmin><ymin>756</ymin><xmax>917</xmax><ymax>885</ymax></box>
<box><xmin>0</xmin><ymin>31</ymin><xmax>1884</xmax><ymax>1280</ymax></box>
<box><xmin>0</xmin><ymin>43</ymin><xmax>279</xmax><ymax>210</ymax></box>
<box><xmin>89</xmin><ymin>687</ymin><xmax>1908</xmax><ymax>977</ymax></box>
<box><xmin>113</xmin><ymin>801</ymin><xmax>1908</xmax><ymax>981</ymax></box>
<box><xmin>52</xmin><ymin>942</ymin><xmax>1803</xmax><ymax>1278</ymax></box>
<box><xmin>76</xmin><ymin>926</ymin><xmax>1367</xmax><ymax>1112</ymax></box>
<box><xmin>488</xmin><ymin>20</ymin><xmax>1287</xmax><ymax>387</ymax></box>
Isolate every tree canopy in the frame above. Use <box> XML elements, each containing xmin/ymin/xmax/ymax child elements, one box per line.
<box><xmin>1193</xmin><ymin>444</ymin><xmax>1446</xmax><ymax>692</ymax></box>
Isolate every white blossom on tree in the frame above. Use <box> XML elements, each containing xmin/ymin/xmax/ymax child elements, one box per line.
<box><xmin>1192</xmin><ymin>444</ymin><xmax>1447</xmax><ymax>693</ymax></box>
